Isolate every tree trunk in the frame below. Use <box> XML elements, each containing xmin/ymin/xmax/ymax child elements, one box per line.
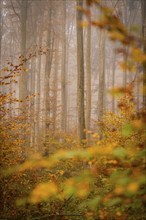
<box><xmin>0</xmin><ymin>0</ymin><xmax>2</xmax><ymax>69</ymax></box>
<box><xmin>61</xmin><ymin>0</ymin><xmax>67</xmax><ymax>132</ymax></box>
<box><xmin>86</xmin><ymin>21</ymin><xmax>91</xmax><ymax>136</ymax></box>
<box><xmin>19</xmin><ymin>0</ymin><xmax>28</xmax><ymax>102</ymax></box>
<box><xmin>44</xmin><ymin>2</ymin><xmax>54</xmax><ymax>136</ymax></box>
<box><xmin>141</xmin><ymin>0</ymin><xmax>146</xmax><ymax>108</ymax></box>
<box><xmin>35</xmin><ymin>36</ymin><xmax>42</xmax><ymax>149</ymax></box>
<box><xmin>76</xmin><ymin>0</ymin><xmax>86</xmax><ymax>141</ymax></box>
<box><xmin>52</xmin><ymin>40</ymin><xmax>59</xmax><ymax>131</ymax></box>
<box><xmin>98</xmin><ymin>30</ymin><xmax>105</xmax><ymax>121</ymax></box>
<box><xmin>112</xmin><ymin>52</ymin><xmax>116</xmax><ymax>113</ymax></box>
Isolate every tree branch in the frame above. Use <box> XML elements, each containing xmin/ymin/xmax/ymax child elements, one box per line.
<box><xmin>10</xmin><ymin>0</ymin><xmax>20</xmax><ymax>22</ymax></box>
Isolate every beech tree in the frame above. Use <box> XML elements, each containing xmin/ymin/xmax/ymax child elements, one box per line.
<box><xmin>44</xmin><ymin>1</ymin><xmax>54</xmax><ymax>137</ymax></box>
<box><xmin>141</xmin><ymin>0</ymin><xmax>146</xmax><ymax>107</ymax></box>
<box><xmin>98</xmin><ymin>30</ymin><xmax>105</xmax><ymax>121</ymax></box>
<box><xmin>86</xmin><ymin>15</ymin><xmax>91</xmax><ymax>135</ymax></box>
<box><xmin>61</xmin><ymin>0</ymin><xmax>67</xmax><ymax>132</ymax></box>
<box><xmin>1</xmin><ymin>0</ymin><xmax>146</xmax><ymax>219</ymax></box>
<box><xmin>76</xmin><ymin>0</ymin><xmax>86</xmax><ymax>140</ymax></box>
<box><xmin>0</xmin><ymin>0</ymin><xmax>2</xmax><ymax>69</ymax></box>
<box><xmin>19</xmin><ymin>0</ymin><xmax>28</xmax><ymax>103</ymax></box>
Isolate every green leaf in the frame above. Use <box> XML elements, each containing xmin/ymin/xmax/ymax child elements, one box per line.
<box><xmin>107</xmin><ymin>198</ymin><xmax>122</xmax><ymax>206</ymax></box>
<box><xmin>16</xmin><ymin>198</ymin><xmax>27</xmax><ymax>206</ymax></box>
<box><xmin>122</xmin><ymin>123</ymin><xmax>133</xmax><ymax>136</ymax></box>
<box><xmin>113</xmin><ymin>147</ymin><xmax>127</xmax><ymax>160</ymax></box>
<box><xmin>88</xmin><ymin>196</ymin><xmax>101</xmax><ymax>210</ymax></box>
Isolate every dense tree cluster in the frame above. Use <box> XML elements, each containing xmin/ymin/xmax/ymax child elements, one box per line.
<box><xmin>0</xmin><ymin>0</ymin><xmax>146</xmax><ymax>219</ymax></box>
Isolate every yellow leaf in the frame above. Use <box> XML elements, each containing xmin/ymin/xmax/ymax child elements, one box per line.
<box><xmin>116</xmin><ymin>212</ymin><xmax>122</xmax><ymax>216</ymax></box>
<box><xmin>80</xmin><ymin>21</ymin><xmax>89</xmax><ymax>27</ymax></box>
<box><xmin>30</xmin><ymin>182</ymin><xmax>58</xmax><ymax>203</ymax></box>
<box><xmin>92</xmin><ymin>133</ymin><xmax>99</xmax><ymax>138</ymax></box>
<box><xmin>59</xmin><ymin>170</ymin><xmax>64</xmax><ymax>175</ymax></box>
<box><xmin>85</xmin><ymin>129</ymin><xmax>92</xmax><ymax>134</ymax></box>
<box><xmin>132</xmin><ymin>120</ymin><xmax>144</xmax><ymax>129</ymax></box>
<box><xmin>119</xmin><ymin>61</ymin><xmax>136</xmax><ymax>72</ymax></box>
<box><xmin>108</xmin><ymin>160</ymin><xmax>118</xmax><ymax>165</ymax></box>
<box><xmin>114</xmin><ymin>186</ymin><xmax>124</xmax><ymax>195</ymax></box>
<box><xmin>76</xmin><ymin>182</ymin><xmax>90</xmax><ymax>198</ymax></box>
<box><xmin>127</xmin><ymin>183</ymin><xmax>139</xmax><ymax>193</ymax></box>
<box><xmin>131</xmin><ymin>48</ymin><xmax>146</xmax><ymax>63</ymax></box>
<box><xmin>109</xmin><ymin>31</ymin><xmax>125</xmax><ymax>41</ymax></box>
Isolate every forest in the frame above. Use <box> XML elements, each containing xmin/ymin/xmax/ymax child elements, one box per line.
<box><xmin>0</xmin><ymin>0</ymin><xmax>146</xmax><ymax>219</ymax></box>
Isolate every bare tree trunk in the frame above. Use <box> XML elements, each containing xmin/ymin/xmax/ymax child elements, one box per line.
<box><xmin>122</xmin><ymin>0</ymin><xmax>128</xmax><ymax>86</ymax></box>
<box><xmin>61</xmin><ymin>0</ymin><xmax>67</xmax><ymax>132</ymax></box>
<box><xmin>141</xmin><ymin>0</ymin><xmax>146</xmax><ymax>108</ymax></box>
<box><xmin>35</xmin><ymin>36</ymin><xmax>42</xmax><ymax>149</ymax></box>
<box><xmin>136</xmin><ymin>76</ymin><xmax>140</xmax><ymax>111</ymax></box>
<box><xmin>98</xmin><ymin>30</ymin><xmax>105</xmax><ymax>121</ymax></box>
<box><xmin>44</xmin><ymin>2</ymin><xmax>54</xmax><ymax>138</ymax></box>
<box><xmin>30</xmin><ymin>57</ymin><xmax>36</xmax><ymax>148</ymax></box>
<box><xmin>112</xmin><ymin>52</ymin><xmax>116</xmax><ymax>113</ymax></box>
<box><xmin>19</xmin><ymin>0</ymin><xmax>28</xmax><ymax>156</ymax></box>
<box><xmin>76</xmin><ymin>0</ymin><xmax>86</xmax><ymax>141</ymax></box>
<box><xmin>86</xmin><ymin>21</ymin><xmax>91</xmax><ymax>137</ymax></box>
<box><xmin>19</xmin><ymin>0</ymin><xmax>28</xmax><ymax>102</ymax></box>
<box><xmin>0</xmin><ymin>1</ymin><xmax>3</xmax><ymax>95</ymax></box>
<box><xmin>0</xmin><ymin>0</ymin><xmax>2</xmax><ymax>69</ymax></box>
<box><xmin>52</xmin><ymin>40</ymin><xmax>59</xmax><ymax>131</ymax></box>
<box><xmin>29</xmin><ymin>5</ymin><xmax>38</xmax><ymax>149</ymax></box>
<box><xmin>123</xmin><ymin>47</ymin><xmax>128</xmax><ymax>86</ymax></box>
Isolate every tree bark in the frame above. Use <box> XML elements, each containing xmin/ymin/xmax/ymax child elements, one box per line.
<box><xmin>61</xmin><ymin>0</ymin><xmax>67</xmax><ymax>132</ymax></box>
<box><xmin>112</xmin><ymin>52</ymin><xmax>116</xmax><ymax>113</ymax></box>
<box><xmin>52</xmin><ymin>40</ymin><xmax>59</xmax><ymax>131</ymax></box>
<box><xmin>35</xmin><ymin>36</ymin><xmax>42</xmax><ymax>149</ymax></box>
<box><xmin>19</xmin><ymin>0</ymin><xmax>28</xmax><ymax>102</ymax></box>
<box><xmin>141</xmin><ymin>0</ymin><xmax>146</xmax><ymax>108</ymax></box>
<box><xmin>76</xmin><ymin>0</ymin><xmax>86</xmax><ymax>140</ymax></box>
<box><xmin>98</xmin><ymin>30</ymin><xmax>105</xmax><ymax>121</ymax></box>
<box><xmin>0</xmin><ymin>0</ymin><xmax>2</xmax><ymax>69</ymax></box>
<box><xmin>86</xmin><ymin>21</ymin><xmax>91</xmax><ymax>136</ymax></box>
<box><xmin>44</xmin><ymin>2</ymin><xmax>54</xmax><ymax>133</ymax></box>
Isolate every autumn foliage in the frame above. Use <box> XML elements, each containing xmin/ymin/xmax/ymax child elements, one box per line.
<box><xmin>1</xmin><ymin>0</ymin><xmax>146</xmax><ymax>220</ymax></box>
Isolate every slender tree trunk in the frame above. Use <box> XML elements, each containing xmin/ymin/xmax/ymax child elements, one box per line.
<box><xmin>19</xmin><ymin>0</ymin><xmax>28</xmax><ymax>102</ymax></box>
<box><xmin>9</xmin><ymin>38</ymin><xmax>14</xmax><ymax>117</ymax></box>
<box><xmin>52</xmin><ymin>40</ymin><xmax>59</xmax><ymax>131</ymax></box>
<box><xmin>98</xmin><ymin>30</ymin><xmax>105</xmax><ymax>121</ymax></box>
<box><xmin>44</xmin><ymin>3</ymin><xmax>53</xmax><ymax>136</ymax></box>
<box><xmin>30</xmin><ymin>57</ymin><xmax>36</xmax><ymax>148</ymax></box>
<box><xmin>86</xmin><ymin>22</ymin><xmax>91</xmax><ymax>136</ymax></box>
<box><xmin>29</xmin><ymin>7</ymin><xmax>38</xmax><ymax>149</ymax></box>
<box><xmin>61</xmin><ymin>0</ymin><xmax>67</xmax><ymax>132</ymax></box>
<box><xmin>112</xmin><ymin>52</ymin><xmax>116</xmax><ymax>113</ymax></box>
<box><xmin>141</xmin><ymin>0</ymin><xmax>146</xmax><ymax>108</ymax></box>
<box><xmin>35</xmin><ymin>36</ymin><xmax>42</xmax><ymax>149</ymax></box>
<box><xmin>0</xmin><ymin>1</ymin><xmax>3</xmax><ymax>94</ymax></box>
<box><xmin>19</xmin><ymin>0</ymin><xmax>28</xmax><ymax>156</ymax></box>
<box><xmin>0</xmin><ymin>0</ymin><xmax>2</xmax><ymax>69</ymax></box>
<box><xmin>76</xmin><ymin>0</ymin><xmax>86</xmax><ymax>141</ymax></box>
<box><xmin>123</xmin><ymin>0</ymin><xmax>128</xmax><ymax>86</ymax></box>
<box><xmin>123</xmin><ymin>47</ymin><xmax>128</xmax><ymax>86</ymax></box>
<box><xmin>66</xmin><ymin>42</ymin><xmax>69</xmax><ymax>131</ymax></box>
<box><xmin>136</xmin><ymin>75</ymin><xmax>140</xmax><ymax>111</ymax></box>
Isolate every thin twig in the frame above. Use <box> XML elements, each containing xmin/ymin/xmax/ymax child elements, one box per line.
<box><xmin>10</xmin><ymin>0</ymin><xmax>20</xmax><ymax>22</ymax></box>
